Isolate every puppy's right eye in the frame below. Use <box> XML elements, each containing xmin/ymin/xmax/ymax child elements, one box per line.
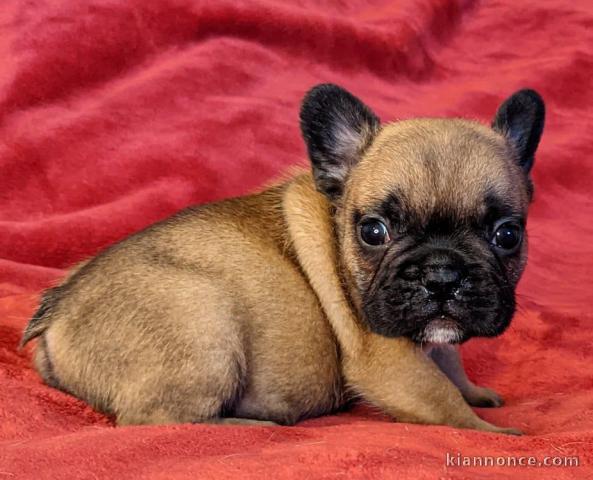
<box><xmin>360</xmin><ymin>219</ymin><xmax>390</xmax><ymax>246</ymax></box>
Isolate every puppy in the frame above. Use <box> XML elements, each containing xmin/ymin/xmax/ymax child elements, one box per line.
<box><xmin>21</xmin><ymin>84</ymin><xmax>544</xmax><ymax>434</ymax></box>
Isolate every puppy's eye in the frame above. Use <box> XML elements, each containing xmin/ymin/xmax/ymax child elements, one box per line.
<box><xmin>360</xmin><ymin>219</ymin><xmax>390</xmax><ymax>246</ymax></box>
<box><xmin>491</xmin><ymin>221</ymin><xmax>522</xmax><ymax>252</ymax></box>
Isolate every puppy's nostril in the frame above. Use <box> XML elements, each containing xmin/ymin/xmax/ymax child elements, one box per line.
<box><xmin>423</xmin><ymin>268</ymin><xmax>462</xmax><ymax>299</ymax></box>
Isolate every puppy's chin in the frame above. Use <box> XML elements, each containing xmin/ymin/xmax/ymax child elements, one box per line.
<box><xmin>416</xmin><ymin>318</ymin><xmax>463</xmax><ymax>345</ymax></box>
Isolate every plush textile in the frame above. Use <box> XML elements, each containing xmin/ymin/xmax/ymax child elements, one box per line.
<box><xmin>1</xmin><ymin>0</ymin><xmax>592</xmax><ymax>478</ymax></box>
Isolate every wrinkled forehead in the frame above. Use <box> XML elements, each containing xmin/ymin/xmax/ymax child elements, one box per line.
<box><xmin>347</xmin><ymin>119</ymin><xmax>527</xmax><ymax>221</ymax></box>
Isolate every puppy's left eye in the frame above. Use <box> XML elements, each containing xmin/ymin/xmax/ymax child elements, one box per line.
<box><xmin>491</xmin><ymin>221</ymin><xmax>522</xmax><ymax>252</ymax></box>
<box><xmin>360</xmin><ymin>219</ymin><xmax>390</xmax><ymax>246</ymax></box>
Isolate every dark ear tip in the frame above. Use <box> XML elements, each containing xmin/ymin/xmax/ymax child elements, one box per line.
<box><xmin>301</xmin><ymin>84</ymin><xmax>339</xmax><ymax>127</ymax></box>
<box><xmin>302</xmin><ymin>84</ymin><xmax>344</xmax><ymax>106</ymax></box>
<box><xmin>300</xmin><ymin>84</ymin><xmax>353</xmax><ymax>115</ymax></box>
<box><xmin>299</xmin><ymin>83</ymin><xmax>380</xmax><ymax>140</ymax></box>
<box><xmin>493</xmin><ymin>89</ymin><xmax>546</xmax><ymax>174</ymax></box>
<box><xmin>514</xmin><ymin>88</ymin><xmax>543</xmax><ymax>101</ymax></box>
<box><xmin>304</xmin><ymin>83</ymin><xmax>345</xmax><ymax>96</ymax></box>
<box><xmin>492</xmin><ymin>88</ymin><xmax>545</xmax><ymax>132</ymax></box>
<box><xmin>508</xmin><ymin>89</ymin><xmax>546</xmax><ymax>114</ymax></box>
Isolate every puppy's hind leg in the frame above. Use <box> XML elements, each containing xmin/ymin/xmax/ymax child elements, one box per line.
<box><xmin>104</xmin><ymin>278</ymin><xmax>250</xmax><ymax>426</ymax></box>
<box><xmin>114</xmin><ymin>333</ymin><xmax>248</xmax><ymax>426</ymax></box>
<box><xmin>428</xmin><ymin>344</ymin><xmax>504</xmax><ymax>408</ymax></box>
<box><xmin>115</xmin><ymin>346</ymin><xmax>247</xmax><ymax>427</ymax></box>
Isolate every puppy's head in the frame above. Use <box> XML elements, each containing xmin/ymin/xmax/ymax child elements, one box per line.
<box><xmin>300</xmin><ymin>84</ymin><xmax>545</xmax><ymax>344</ymax></box>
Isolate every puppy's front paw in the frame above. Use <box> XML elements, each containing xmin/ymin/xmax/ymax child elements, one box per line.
<box><xmin>472</xmin><ymin>419</ymin><xmax>522</xmax><ymax>436</ymax></box>
<box><xmin>497</xmin><ymin>426</ymin><xmax>523</xmax><ymax>436</ymax></box>
<box><xmin>464</xmin><ymin>386</ymin><xmax>504</xmax><ymax>408</ymax></box>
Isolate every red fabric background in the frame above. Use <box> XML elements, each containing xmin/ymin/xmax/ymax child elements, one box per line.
<box><xmin>1</xmin><ymin>0</ymin><xmax>592</xmax><ymax>478</ymax></box>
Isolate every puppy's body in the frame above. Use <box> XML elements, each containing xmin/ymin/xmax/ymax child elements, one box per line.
<box><xmin>31</xmin><ymin>181</ymin><xmax>344</xmax><ymax>425</ymax></box>
<box><xmin>22</xmin><ymin>86</ymin><xmax>545</xmax><ymax>433</ymax></box>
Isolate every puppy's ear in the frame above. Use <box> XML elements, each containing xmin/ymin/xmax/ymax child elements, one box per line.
<box><xmin>300</xmin><ymin>84</ymin><xmax>380</xmax><ymax>201</ymax></box>
<box><xmin>492</xmin><ymin>89</ymin><xmax>545</xmax><ymax>174</ymax></box>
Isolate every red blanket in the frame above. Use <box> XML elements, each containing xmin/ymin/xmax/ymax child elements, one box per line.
<box><xmin>1</xmin><ymin>0</ymin><xmax>592</xmax><ymax>478</ymax></box>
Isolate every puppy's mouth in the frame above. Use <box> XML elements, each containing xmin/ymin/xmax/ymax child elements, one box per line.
<box><xmin>418</xmin><ymin>317</ymin><xmax>463</xmax><ymax>345</ymax></box>
<box><xmin>360</xmin><ymin>243</ymin><xmax>517</xmax><ymax>343</ymax></box>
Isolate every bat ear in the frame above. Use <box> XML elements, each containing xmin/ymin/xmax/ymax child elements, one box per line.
<box><xmin>300</xmin><ymin>84</ymin><xmax>380</xmax><ymax>201</ymax></box>
<box><xmin>492</xmin><ymin>89</ymin><xmax>545</xmax><ymax>174</ymax></box>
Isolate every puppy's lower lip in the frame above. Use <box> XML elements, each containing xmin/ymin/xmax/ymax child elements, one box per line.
<box><xmin>422</xmin><ymin>318</ymin><xmax>462</xmax><ymax>344</ymax></box>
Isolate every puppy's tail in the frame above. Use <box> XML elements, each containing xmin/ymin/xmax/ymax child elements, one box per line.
<box><xmin>19</xmin><ymin>286</ymin><xmax>64</xmax><ymax>349</ymax></box>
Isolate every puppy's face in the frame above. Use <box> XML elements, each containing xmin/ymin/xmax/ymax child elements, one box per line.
<box><xmin>301</xmin><ymin>85</ymin><xmax>545</xmax><ymax>344</ymax></box>
<box><xmin>342</xmin><ymin>121</ymin><xmax>531</xmax><ymax>344</ymax></box>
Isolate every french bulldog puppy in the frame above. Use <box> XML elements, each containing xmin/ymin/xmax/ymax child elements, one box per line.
<box><xmin>21</xmin><ymin>84</ymin><xmax>544</xmax><ymax>434</ymax></box>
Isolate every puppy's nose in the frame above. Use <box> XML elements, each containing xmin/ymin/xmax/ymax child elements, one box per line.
<box><xmin>422</xmin><ymin>267</ymin><xmax>462</xmax><ymax>300</ymax></box>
